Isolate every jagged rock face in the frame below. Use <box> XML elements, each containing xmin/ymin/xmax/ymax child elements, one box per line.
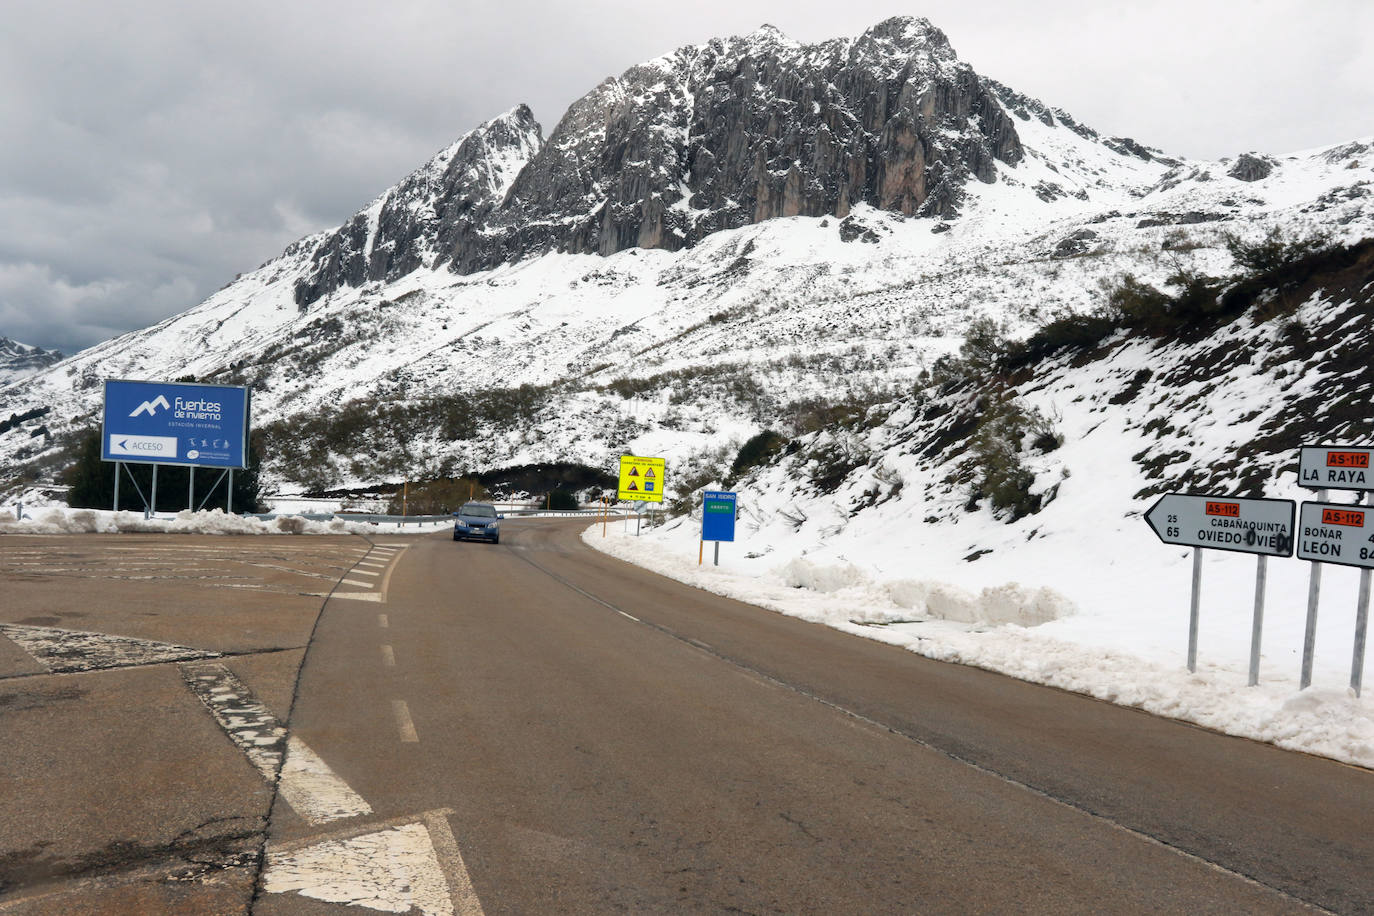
<box><xmin>451</xmin><ymin>18</ymin><xmax>1023</xmax><ymax>274</ymax></box>
<box><xmin>295</xmin><ymin>106</ymin><xmax>544</xmax><ymax>308</ymax></box>
<box><xmin>296</xmin><ymin>17</ymin><xmax>1028</xmax><ymax>305</ymax></box>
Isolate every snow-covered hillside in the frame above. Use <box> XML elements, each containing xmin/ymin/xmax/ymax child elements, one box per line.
<box><xmin>588</xmin><ymin>239</ymin><xmax>1374</xmax><ymax>767</ymax></box>
<box><xmin>0</xmin><ymin>17</ymin><xmax>1371</xmax><ymax>501</ymax></box>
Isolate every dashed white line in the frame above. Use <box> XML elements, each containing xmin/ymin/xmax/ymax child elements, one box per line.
<box><xmin>393</xmin><ymin>699</ymin><xmax>420</xmax><ymax>743</ymax></box>
<box><xmin>381</xmin><ymin>645</ymin><xmax>395</xmax><ymax>667</ymax></box>
<box><xmin>379</xmin><ymin>614</ymin><xmax>390</xmax><ymax>628</ymax></box>
<box><xmin>617</xmin><ymin>611</ymin><xmax>641</xmax><ymax>622</ymax></box>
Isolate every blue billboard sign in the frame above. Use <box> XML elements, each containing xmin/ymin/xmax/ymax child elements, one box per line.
<box><xmin>102</xmin><ymin>379</ymin><xmax>251</xmax><ymax>469</ymax></box>
<box><xmin>702</xmin><ymin>490</ymin><xmax>737</xmax><ymax>542</ymax></box>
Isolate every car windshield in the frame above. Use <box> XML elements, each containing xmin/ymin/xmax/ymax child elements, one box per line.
<box><xmin>461</xmin><ymin>504</ymin><xmax>497</xmax><ymax>518</ymax></box>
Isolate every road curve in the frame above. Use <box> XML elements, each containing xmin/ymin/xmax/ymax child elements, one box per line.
<box><xmin>275</xmin><ymin>517</ymin><xmax>1372</xmax><ymax>914</ymax></box>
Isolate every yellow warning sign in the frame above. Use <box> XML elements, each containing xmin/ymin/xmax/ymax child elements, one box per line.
<box><xmin>618</xmin><ymin>455</ymin><xmax>666</xmax><ymax>503</ymax></box>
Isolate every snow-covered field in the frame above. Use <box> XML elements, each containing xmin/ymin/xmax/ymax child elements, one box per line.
<box><xmin>584</xmin><ymin>513</ymin><xmax>1374</xmax><ymax>770</ymax></box>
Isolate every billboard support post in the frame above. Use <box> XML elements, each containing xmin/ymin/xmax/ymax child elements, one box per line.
<box><xmin>196</xmin><ymin>469</ymin><xmax>228</xmax><ymax>512</ymax></box>
<box><xmin>149</xmin><ymin>465</ymin><xmax>158</xmax><ymax>520</ymax></box>
<box><xmin>113</xmin><ymin>461</ymin><xmax>121</xmax><ymax>512</ymax></box>
<box><xmin>188</xmin><ymin>467</ymin><xmax>194</xmax><ymax>512</ymax></box>
<box><xmin>228</xmin><ymin>469</ymin><xmax>234</xmax><ymax>515</ymax></box>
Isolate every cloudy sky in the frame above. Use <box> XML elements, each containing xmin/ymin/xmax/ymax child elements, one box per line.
<box><xmin>2</xmin><ymin>0</ymin><xmax>1370</xmax><ymax>355</ymax></box>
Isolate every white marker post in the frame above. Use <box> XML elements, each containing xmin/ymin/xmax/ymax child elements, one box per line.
<box><xmin>1300</xmin><ymin>489</ymin><xmax>1328</xmax><ymax>689</ymax></box>
<box><xmin>1353</xmin><ymin>494</ymin><xmax>1373</xmax><ymax>697</ymax></box>
<box><xmin>1187</xmin><ymin>547</ymin><xmax>1203</xmax><ymax>673</ymax></box>
<box><xmin>1146</xmin><ymin>493</ymin><xmax>1295</xmax><ymax>682</ymax></box>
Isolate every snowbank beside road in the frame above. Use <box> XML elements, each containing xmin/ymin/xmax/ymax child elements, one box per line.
<box><xmin>0</xmin><ymin>507</ymin><xmax>373</xmax><ymax>536</ymax></box>
<box><xmin>583</xmin><ymin>523</ymin><xmax>1374</xmax><ymax>770</ymax></box>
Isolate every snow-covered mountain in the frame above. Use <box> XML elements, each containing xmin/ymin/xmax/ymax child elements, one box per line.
<box><xmin>0</xmin><ymin>337</ymin><xmax>63</xmax><ymax>388</ymax></box>
<box><xmin>0</xmin><ymin>16</ymin><xmax>1371</xmax><ymax>500</ymax></box>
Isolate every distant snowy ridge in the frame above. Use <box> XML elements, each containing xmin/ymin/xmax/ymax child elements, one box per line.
<box><xmin>0</xmin><ymin>337</ymin><xmax>63</xmax><ymax>388</ymax></box>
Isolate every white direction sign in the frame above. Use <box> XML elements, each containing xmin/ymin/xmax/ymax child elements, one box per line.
<box><xmin>1297</xmin><ymin>501</ymin><xmax>1374</xmax><ymax>569</ymax></box>
<box><xmin>1145</xmin><ymin>493</ymin><xmax>1295</xmax><ymax>557</ymax></box>
<box><xmin>1299</xmin><ymin>445</ymin><xmax>1374</xmax><ymax>492</ymax></box>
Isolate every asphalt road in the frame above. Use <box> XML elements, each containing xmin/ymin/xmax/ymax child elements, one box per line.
<box><xmin>1</xmin><ymin>519</ymin><xmax>1371</xmax><ymax>914</ymax></box>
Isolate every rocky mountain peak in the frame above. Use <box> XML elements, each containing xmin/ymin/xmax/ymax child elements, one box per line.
<box><xmin>290</xmin><ymin>17</ymin><xmax>1160</xmax><ymax>309</ymax></box>
<box><xmin>856</xmin><ymin>16</ymin><xmax>955</xmax><ymax>58</ymax></box>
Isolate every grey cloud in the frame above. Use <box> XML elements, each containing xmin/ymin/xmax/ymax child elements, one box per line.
<box><xmin>1</xmin><ymin>0</ymin><xmax>1371</xmax><ymax>353</ymax></box>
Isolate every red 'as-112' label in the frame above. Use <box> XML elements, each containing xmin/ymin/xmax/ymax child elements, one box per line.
<box><xmin>1327</xmin><ymin>452</ymin><xmax>1371</xmax><ymax>469</ymax></box>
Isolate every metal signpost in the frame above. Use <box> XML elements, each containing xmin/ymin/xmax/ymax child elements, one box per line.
<box><xmin>102</xmin><ymin>380</ymin><xmax>251</xmax><ymax>514</ymax></box>
<box><xmin>1145</xmin><ymin>493</ymin><xmax>1295</xmax><ymax>683</ymax></box>
<box><xmin>700</xmin><ymin>490</ymin><xmax>737</xmax><ymax>566</ymax></box>
<box><xmin>618</xmin><ymin>455</ymin><xmax>666</xmax><ymax>536</ymax></box>
<box><xmin>1296</xmin><ymin>444</ymin><xmax>1374</xmax><ymax>695</ymax></box>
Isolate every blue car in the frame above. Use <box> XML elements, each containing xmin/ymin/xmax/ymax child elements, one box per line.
<box><xmin>453</xmin><ymin>502</ymin><xmax>501</xmax><ymax>544</ymax></box>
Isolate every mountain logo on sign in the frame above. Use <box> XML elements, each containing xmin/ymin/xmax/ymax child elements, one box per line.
<box><xmin>129</xmin><ymin>395</ymin><xmax>170</xmax><ymax>418</ymax></box>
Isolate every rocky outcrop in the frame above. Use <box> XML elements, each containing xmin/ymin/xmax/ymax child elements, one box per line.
<box><xmin>447</xmin><ymin>18</ymin><xmax>1025</xmax><ymax>275</ymax></box>
<box><xmin>295</xmin><ymin>107</ymin><xmax>544</xmax><ymax>309</ymax></box>
<box><xmin>1227</xmin><ymin>152</ymin><xmax>1276</xmax><ymax>182</ymax></box>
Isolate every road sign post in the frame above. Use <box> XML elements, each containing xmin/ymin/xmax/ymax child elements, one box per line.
<box><xmin>1146</xmin><ymin>493</ymin><xmax>1295</xmax><ymax>681</ymax></box>
<box><xmin>1297</xmin><ymin>445</ymin><xmax>1374</xmax><ymax>693</ymax></box>
<box><xmin>1187</xmin><ymin>547</ymin><xmax>1202</xmax><ymax>673</ymax></box>
<box><xmin>1301</xmin><ymin>488</ymin><xmax>1330</xmax><ymax>689</ymax></box>
<box><xmin>1296</xmin><ymin>493</ymin><xmax>1374</xmax><ymax>695</ymax></box>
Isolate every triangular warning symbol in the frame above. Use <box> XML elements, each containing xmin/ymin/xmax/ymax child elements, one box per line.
<box><xmin>629</xmin><ymin>467</ymin><xmax>639</xmax><ymax>476</ymax></box>
<box><xmin>628</xmin><ymin>481</ymin><xmax>638</xmax><ymax>491</ymax></box>
<box><xmin>645</xmin><ymin>468</ymin><xmax>655</xmax><ymax>478</ymax></box>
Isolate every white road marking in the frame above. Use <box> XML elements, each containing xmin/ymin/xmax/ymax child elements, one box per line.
<box><xmin>378</xmin><ymin>614</ymin><xmax>389</xmax><ymax>628</ymax></box>
<box><xmin>618</xmin><ymin>611</ymin><xmax>641</xmax><ymax>622</ymax></box>
<box><xmin>381</xmin><ymin>645</ymin><xmax>395</xmax><ymax>667</ymax></box>
<box><xmin>349</xmin><ymin>570</ymin><xmax>379</xmax><ymax>578</ymax></box>
<box><xmin>422</xmin><ymin>810</ymin><xmax>485</xmax><ymax>916</ymax></box>
<box><xmin>357</xmin><ymin>560</ymin><xmax>387</xmax><ymax>568</ymax></box>
<box><xmin>181</xmin><ymin>663</ymin><xmax>372</xmax><ymax>824</ymax></box>
<box><xmin>264</xmin><ymin>810</ymin><xmax>482</xmax><ymax>915</ymax></box>
<box><xmin>279</xmin><ymin>736</ymin><xmax>376</xmax><ymax>825</ymax></box>
<box><xmin>0</xmin><ymin>624</ymin><xmax>219</xmax><ymax>672</ymax></box>
<box><xmin>341</xmin><ymin>577</ymin><xmax>377</xmax><ymax>587</ymax></box>
<box><xmin>393</xmin><ymin>699</ymin><xmax>420</xmax><ymax>743</ymax></box>
<box><xmin>334</xmin><ymin>591</ymin><xmax>384</xmax><ymax>602</ymax></box>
